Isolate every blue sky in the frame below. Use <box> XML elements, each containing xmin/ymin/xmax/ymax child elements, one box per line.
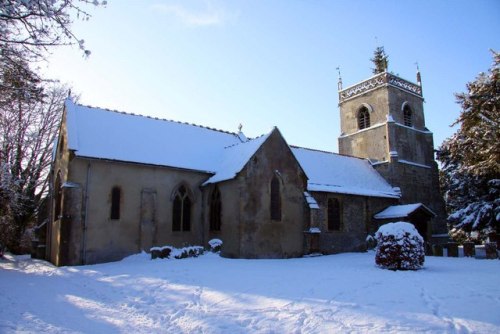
<box><xmin>42</xmin><ymin>0</ymin><xmax>500</xmax><ymax>153</ymax></box>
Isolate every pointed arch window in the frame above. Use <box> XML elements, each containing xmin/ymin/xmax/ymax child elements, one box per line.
<box><xmin>110</xmin><ymin>187</ymin><xmax>121</xmax><ymax>220</ymax></box>
<box><xmin>54</xmin><ymin>172</ymin><xmax>62</xmax><ymax>221</ymax></box>
<box><xmin>172</xmin><ymin>185</ymin><xmax>191</xmax><ymax>231</ymax></box>
<box><xmin>270</xmin><ymin>176</ymin><xmax>281</xmax><ymax>221</ymax></box>
<box><xmin>403</xmin><ymin>104</ymin><xmax>413</xmax><ymax>127</ymax></box>
<box><xmin>358</xmin><ymin>106</ymin><xmax>370</xmax><ymax>130</ymax></box>
<box><xmin>209</xmin><ymin>187</ymin><xmax>222</xmax><ymax>231</ymax></box>
<box><xmin>327</xmin><ymin>198</ymin><xmax>341</xmax><ymax>231</ymax></box>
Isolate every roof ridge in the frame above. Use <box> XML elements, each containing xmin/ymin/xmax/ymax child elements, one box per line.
<box><xmin>74</xmin><ymin>101</ymin><xmax>238</xmax><ymax>137</ymax></box>
<box><xmin>223</xmin><ymin>132</ymin><xmax>267</xmax><ymax>149</ymax></box>
<box><xmin>291</xmin><ymin>145</ymin><xmax>368</xmax><ymax>160</ymax></box>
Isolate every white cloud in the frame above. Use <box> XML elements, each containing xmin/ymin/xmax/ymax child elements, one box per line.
<box><xmin>151</xmin><ymin>1</ymin><xmax>232</xmax><ymax>27</ymax></box>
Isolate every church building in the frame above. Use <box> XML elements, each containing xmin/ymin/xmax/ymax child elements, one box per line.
<box><xmin>44</xmin><ymin>69</ymin><xmax>448</xmax><ymax>266</ymax></box>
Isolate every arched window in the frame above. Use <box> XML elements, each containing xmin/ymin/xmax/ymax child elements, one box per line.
<box><xmin>403</xmin><ymin>104</ymin><xmax>413</xmax><ymax>127</ymax></box>
<box><xmin>58</xmin><ymin>136</ymin><xmax>65</xmax><ymax>159</ymax></box>
<box><xmin>270</xmin><ymin>176</ymin><xmax>281</xmax><ymax>221</ymax></box>
<box><xmin>110</xmin><ymin>186</ymin><xmax>121</xmax><ymax>220</ymax></box>
<box><xmin>54</xmin><ymin>172</ymin><xmax>62</xmax><ymax>221</ymax></box>
<box><xmin>209</xmin><ymin>187</ymin><xmax>222</xmax><ymax>231</ymax></box>
<box><xmin>172</xmin><ymin>185</ymin><xmax>191</xmax><ymax>231</ymax></box>
<box><xmin>327</xmin><ymin>198</ymin><xmax>341</xmax><ymax>231</ymax></box>
<box><xmin>357</xmin><ymin>106</ymin><xmax>370</xmax><ymax>130</ymax></box>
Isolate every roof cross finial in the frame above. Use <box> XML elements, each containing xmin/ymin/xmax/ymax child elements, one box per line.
<box><xmin>415</xmin><ymin>61</ymin><xmax>422</xmax><ymax>86</ymax></box>
<box><xmin>336</xmin><ymin>66</ymin><xmax>343</xmax><ymax>90</ymax></box>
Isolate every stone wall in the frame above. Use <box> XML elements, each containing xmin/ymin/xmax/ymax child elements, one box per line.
<box><xmin>61</xmin><ymin>157</ymin><xmax>210</xmax><ymax>265</ymax></box>
<box><xmin>309</xmin><ymin>192</ymin><xmax>397</xmax><ymax>254</ymax></box>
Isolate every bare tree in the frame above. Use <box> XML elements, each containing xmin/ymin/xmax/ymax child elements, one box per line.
<box><xmin>0</xmin><ymin>0</ymin><xmax>104</xmax><ymax>253</ymax></box>
<box><xmin>1</xmin><ymin>0</ymin><xmax>107</xmax><ymax>58</ymax></box>
<box><xmin>0</xmin><ymin>63</ymin><xmax>69</xmax><ymax>253</ymax></box>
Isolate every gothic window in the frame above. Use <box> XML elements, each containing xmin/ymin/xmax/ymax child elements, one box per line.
<box><xmin>270</xmin><ymin>176</ymin><xmax>281</xmax><ymax>221</ymax></box>
<box><xmin>209</xmin><ymin>187</ymin><xmax>222</xmax><ymax>231</ymax></box>
<box><xmin>58</xmin><ymin>136</ymin><xmax>65</xmax><ymax>159</ymax></box>
<box><xmin>172</xmin><ymin>185</ymin><xmax>191</xmax><ymax>231</ymax></box>
<box><xmin>357</xmin><ymin>106</ymin><xmax>370</xmax><ymax>130</ymax></box>
<box><xmin>327</xmin><ymin>198</ymin><xmax>341</xmax><ymax>231</ymax></box>
<box><xmin>403</xmin><ymin>104</ymin><xmax>413</xmax><ymax>127</ymax></box>
<box><xmin>54</xmin><ymin>172</ymin><xmax>62</xmax><ymax>221</ymax></box>
<box><xmin>110</xmin><ymin>186</ymin><xmax>121</xmax><ymax>220</ymax></box>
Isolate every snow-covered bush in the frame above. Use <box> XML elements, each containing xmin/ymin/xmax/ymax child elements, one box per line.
<box><xmin>150</xmin><ymin>245</ymin><xmax>204</xmax><ymax>260</ymax></box>
<box><xmin>208</xmin><ymin>239</ymin><xmax>222</xmax><ymax>253</ymax></box>
<box><xmin>375</xmin><ymin>222</ymin><xmax>425</xmax><ymax>271</ymax></box>
<box><xmin>366</xmin><ymin>234</ymin><xmax>377</xmax><ymax>250</ymax></box>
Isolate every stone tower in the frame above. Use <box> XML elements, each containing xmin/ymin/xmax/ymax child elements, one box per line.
<box><xmin>338</xmin><ymin>70</ymin><xmax>448</xmax><ymax>241</ymax></box>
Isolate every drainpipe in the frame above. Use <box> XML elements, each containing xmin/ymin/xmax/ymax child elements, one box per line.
<box><xmin>82</xmin><ymin>162</ymin><xmax>92</xmax><ymax>265</ymax></box>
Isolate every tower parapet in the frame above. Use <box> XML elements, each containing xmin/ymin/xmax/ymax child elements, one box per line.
<box><xmin>339</xmin><ymin>72</ymin><xmax>422</xmax><ymax>103</ymax></box>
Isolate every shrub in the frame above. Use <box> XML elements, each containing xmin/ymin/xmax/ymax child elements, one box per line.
<box><xmin>208</xmin><ymin>239</ymin><xmax>223</xmax><ymax>253</ymax></box>
<box><xmin>375</xmin><ymin>222</ymin><xmax>425</xmax><ymax>270</ymax></box>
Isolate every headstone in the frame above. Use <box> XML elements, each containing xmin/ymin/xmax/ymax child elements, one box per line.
<box><xmin>432</xmin><ymin>244</ymin><xmax>443</xmax><ymax>256</ymax></box>
<box><xmin>447</xmin><ymin>242</ymin><xmax>459</xmax><ymax>257</ymax></box>
<box><xmin>463</xmin><ymin>242</ymin><xmax>475</xmax><ymax>257</ymax></box>
<box><xmin>485</xmin><ymin>243</ymin><xmax>498</xmax><ymax>259</ymax></box>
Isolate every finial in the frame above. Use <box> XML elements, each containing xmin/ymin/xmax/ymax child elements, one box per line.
<box><xmin>67</xmin><ymin>89</ymin><xmax>72</xmax><ymax>98</ymax></box>
<box><xmin>238</xmin><ymin>123</ymin><xmax>243</xmax><ymax>132</ymax></box>
<box><xmin>415</xmin><ymin>62</ymin><xmax>422</xmax><ymax>86</ymax></box>
<box><xmin>336</xmin><ymin>66</ymin><xmax>343</xmax><ymax>90</ymax></box>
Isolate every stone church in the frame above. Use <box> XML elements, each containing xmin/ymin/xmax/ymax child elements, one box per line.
<box><xmin>44</xmin><ymin>69</ymin><xmax>448</xmax><ymax>266</ymax></box>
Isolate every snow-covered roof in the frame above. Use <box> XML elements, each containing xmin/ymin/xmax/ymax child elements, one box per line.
<box><xmin>64</xmin><ymin>100</ymin><xmax>400</xmax><ymax>198</ymax></box>
<box><xmin>65</xmin><ymin>99</ymin><xmax>241</xmax><ymax>173</ymax></box>
<box><xmin>304</xmin><ymin>192</ymin><xmax>320</xmax><ymax>209</ymax></box>
<box><xmin>203</xmin><ymin>131</ymin><xmax>272</xmax><ymax>184</ymax></box>
<box><xmin>291</xmin><ymin>147</ymin><xmax>400</xmax><ymax>199</ymax></box>
<box><xmin>374</xmin><ymin>203</ymin><xmax>436</xmax><ymax>219</ymax></box>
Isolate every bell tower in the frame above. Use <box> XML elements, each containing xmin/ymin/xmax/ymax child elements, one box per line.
<box><xmin>338</xmin><ymin>70</ymin><xmax>448</xmax><ymax>239</ymax></box>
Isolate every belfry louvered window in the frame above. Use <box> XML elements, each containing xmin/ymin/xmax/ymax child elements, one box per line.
<box><xmin>403</xmin><ymin>105</ymin><xmax>413</xmax><ymax>127</ymax></box>
<box><xmin>358</xmin><ymin>106</ymin><xmax>370</xmax><ymax>130</ymax></box>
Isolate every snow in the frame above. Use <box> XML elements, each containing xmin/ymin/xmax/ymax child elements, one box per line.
<box><xmin>374</xmin><ymin>203</ymin><xmax>436</xmax><ymax>219</ymax></box>
<box><xmin>304</xmin><ymin>191</ymin><xmax>320</xmax><ymax>209</ymax></box>
<box><xmin>398</xmin><ymin>159</ymin><xmax>432</xmax><ymax>169</ymax></box>
<box><xmin>1</xmin><ymin>252</ymin><xmax>499</xmax><ymax>333</ymax></box>
<box><xmin>307</xmin><ymin>227</ymin><xmax>321</xmax><ymax>234</ymax></box>
<box><xmin>64</xmin><ymin>100</ymin><xmax>400</xmax><ymax>199</ymax></box>
<box><xmin>292</xmin><ymin>147</ymin><xmax>400</xmax><ymax>198</ymax></box>
<box><xmin>65</xmin><ymin>99</ymin><xmax>241</xmax><ymax>173</ymax></box>
<box><xmin>376</xmin><ymin>222</ymin><xmax>423</xmax><ymax>242</ymax></box>
<box><xmin>203</xmin><ymin>131</ymin><xmax>272</xmax><ymax>185</ymax></box>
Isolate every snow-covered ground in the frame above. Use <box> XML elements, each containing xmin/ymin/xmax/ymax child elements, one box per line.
<box><xmin>1</xmin><ymin>252</ymin><xmax>499</xmax><ymax>333</ymax></box>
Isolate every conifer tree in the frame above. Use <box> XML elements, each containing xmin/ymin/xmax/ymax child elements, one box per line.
<box><xmin>437</xmin><ymin>51</ymin><xmax>499</xmax><ymax>242</ymax></box>
<box><xmin>371</xmin><ymin>46</ymin><xmax>389</xmax><ymax>74</ymax></box>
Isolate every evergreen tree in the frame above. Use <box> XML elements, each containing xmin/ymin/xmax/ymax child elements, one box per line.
<box><xmin>371</xmin><ymin>46</ymin><xmax>389</xmax><ymax>74</ymax></box>
<box><xmin>437</xmin><ymin>51</ymin><xmax>500</xmax><ymax>242</ymax></box>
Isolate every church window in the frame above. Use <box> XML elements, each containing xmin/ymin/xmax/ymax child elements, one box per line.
<box><xmin>357</xmin><ymin>106</ymin><xmax>370</xmax><ymax>130</ymax></box>
<box><xmin>172</xmin><ymin>185</ymin><xmax>191</xmax><ymax>231</ymax></box>
<box><xmin>327</xmin><ymin>198</ymin><xmax>341</xmax><ymax>231</ymax></box>
<box><xmin>209</xmin><ymin>187</ymin><xmax>222</xmax><ymax>231</ymax></box>
<box><xmin>54</xmin><ymin>172</ymin><xmax>62</xmax><ymax>221</ymax></box>
<box><xmin>403</xmin><ymin>104</ymin><xmax>413</xmax><ymax>127</ymax></box>
<box><xmin>270</xmin><ymin>176</ymin><xmax>281</xmax><ymax>221</ymax></box>
<box><xmin>110</xmin><ymin>186</ymin><xmax>121</xmax><ymax>220</ymax></box>
<box><xmin>58</xmin><ymin>136</ymin><xmax>65</xmax><ymax>159</ymax></box>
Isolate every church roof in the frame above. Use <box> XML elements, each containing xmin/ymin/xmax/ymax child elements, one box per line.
<box><xmin>65</xmin><ymin>99</ymin><xmax>242</xmax><ymax>173</ymax></box>
<box><xmin>374</xmin><ymin>203</ymin><xmax>436</xmax><ymax>219</ymax></box>
<box><xmin>291</xmin><ymin>147</ymin><xmax>400</xmax><ymax>199</ymax></box>
<box><xmin>64</xmin><ymin>99</ymin><xmax>400</xmax><ymax>199</ymax></box>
